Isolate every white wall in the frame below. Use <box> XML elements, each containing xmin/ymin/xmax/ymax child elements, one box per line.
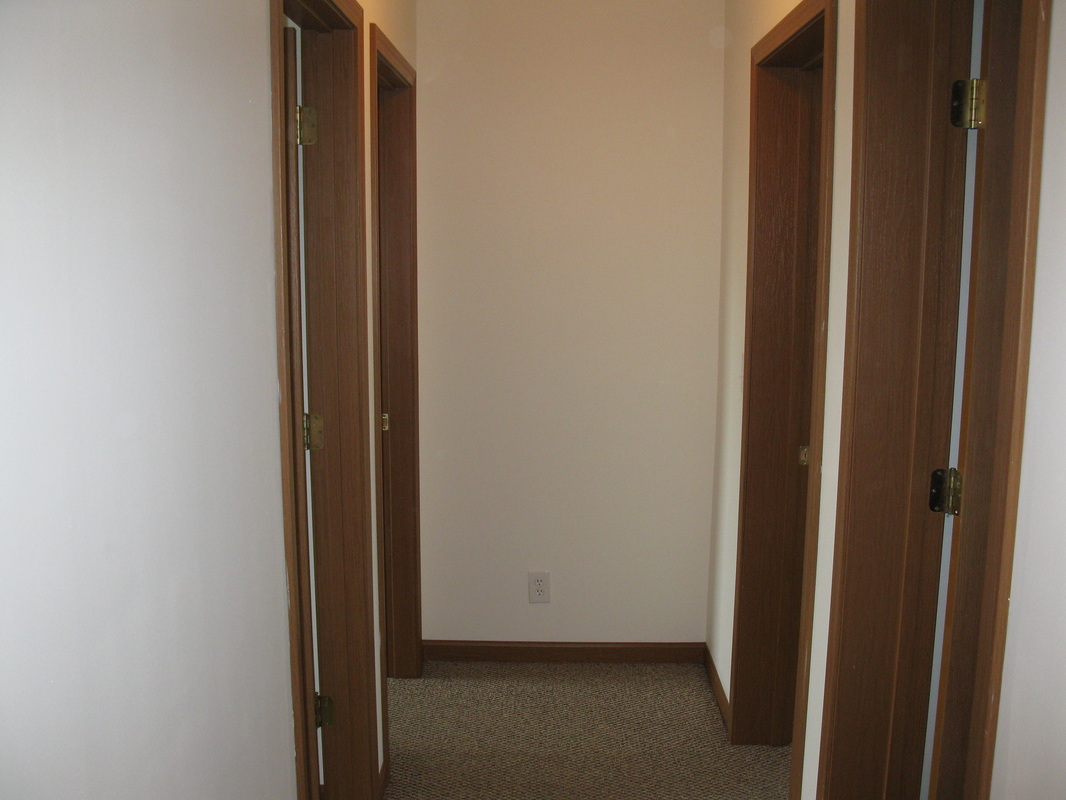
<box><xmin>990</xmin><ymin>7</ymin><xmax>1066</xmax><ymax>795</ymax></box>
<box><xmin>0</xmin><ymin>1</ymin><xmax>297</xmax><ymax>798</ymax></box>
<box><xmin>416</xmin><ymin>0</ymin><xmax>724</xmax><ymax>643</ymax></box>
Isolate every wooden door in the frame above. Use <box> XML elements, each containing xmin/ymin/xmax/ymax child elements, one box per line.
<box><xmin>301</xmin><ymin>22</ymin><xmax>379</xmax><ymax>800</ymax></box>
<box><xmin>929</xmin><ymin>0</ymin><xmax>1052</xmax><ymax>795</ymax></box>
<box><xmin>370</xmin><ymin>25</ymin><xmax>422</xmax><ymax>681</ymax></box>
<box><xmin>275</xmin><ymin>2</ymin><xmax>380</xmax><ymax>798</ymax></box>
<box><xmin>732</xmin><ymin>0</ymin><xmax>834</xmax><ymax>748</ymax></box>
<box><xmin>818</xmin><ymin>0</ymin><xmax>973</xmax><ymax>795</ymax></box>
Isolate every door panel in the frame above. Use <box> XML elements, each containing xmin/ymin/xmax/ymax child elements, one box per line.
<box><xmin>301</xmin><ymin>25</ymin><xmax>379</xmax><ymax>800</ymax></box>
<box><xmin>371</xmin><ymin>30</ymin><xmax>421</xmax><ymax>680</ymax></box>
<box><xmin>732</xmin><ymin>9</ymin><xmax>828</xmax><ymax>748</ymax></box>
<box><xmin>818</xmin><ymin>0</ymin><xmax>973</xmax><ymax>796</ymax></box>
<box><xmin>930</xmin><ymin>0</ymin><xmax>1052</xmax><ymax>795</ymax></box>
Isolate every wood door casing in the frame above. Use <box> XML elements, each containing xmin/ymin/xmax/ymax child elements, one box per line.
<box><xmin>370</xmin><ymin>25</ymin><xmax>421</xmax><ymax>682</ymax></box>
<box><xmin>818</xmin><ymin>0</ymin><xmax>973</xmax><ymax>796</ymax></box>
<box><xmin>929</xmin><ymin>0</ymin><xmax>1051</xmax><ymax>796</ymax></box>
<box><xmin>732</xmin><ymin>3</ymin><xmax>829</xmax><ymax>748</ymax></box>
<box><xmin>281</xmin><ymin>26</ymin><xmax>321</xmax><ymax>800</ymax></box>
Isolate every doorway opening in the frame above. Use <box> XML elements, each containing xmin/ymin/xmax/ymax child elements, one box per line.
<box><xmin>730</xmin><ymin>3</ymin><xmax>837</xmax><ymax>784</ymax></box>
<box><xmin>370</xmin><ymin>24</ymin><xmax>422</xmax><ymax>683</ymax></box>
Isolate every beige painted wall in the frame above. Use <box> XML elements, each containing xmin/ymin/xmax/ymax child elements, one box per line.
<box><xmin>0</xmin><ymin>0</ymin><xmax>416</xmax><ymax>791</ymax></box>
<box><xmin>0</xmin><ymin>1</ymin><xmax>297</xmax><ymax>796</ymax></box>
<box><xmin>416</xmin><ymin>0</ymin><xmax>725</xmax><ymax>643</ymax></box>
<box><xmin>362</xmin><ymin>0</ymin><xmax>415</xmax><ymax>63</ymax></box>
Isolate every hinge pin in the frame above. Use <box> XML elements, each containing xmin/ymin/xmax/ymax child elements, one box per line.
<box><xmin>314</xmin><ymin>693</ymin><xmax>335</xmax><ymax>728</ymax></box>
<box><xmin>950</xmin><ymin>79</ymin><xmax>987</xmax><ymax>130</ymax></box>
<box><xmin>929</xmin><ymin>467</ymin><xmax>963</xmax><ymax>516</ymax></box>
<box><xmin>303</xmin><ymin>412</ymin><xmax>324</xmax><ymax>451</ymax></box>
<box><xmin>295</xmin><ymin>105</ymin><xmax>318</xmax><ymax>146</ymax></box>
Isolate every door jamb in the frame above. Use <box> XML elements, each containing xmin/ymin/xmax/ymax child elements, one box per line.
<box><xmin>784</xmin><ymin>2</ymin><xmax>838</xmax><ymax>793</ymax></box>
<box><xmin>369</xmin><ymin>23</ymin><xmax>422</xmax><ymax>683</ymax></box>
<box><xmin>928</xmin><ymin>0</ymin><xmax>1051</xmax><ymax>796</ymax></box>
<box><xmin>730</xmin><ymin>0</ymin><xmax>837</xmax><ymax>761</ymax></box>
<box><xmin>271</xmin><ymin>5</ymin><xmax>317</xmax><ymax>797</ymax></box>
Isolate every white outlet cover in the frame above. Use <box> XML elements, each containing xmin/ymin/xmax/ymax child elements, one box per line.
<box><xmin>527</xmin><ymin>571</ymin><xmax>551</xmax><ymax>604</ymax></box>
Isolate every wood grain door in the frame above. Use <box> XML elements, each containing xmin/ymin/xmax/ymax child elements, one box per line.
<box><xmin>370</xmin><ymin>25</ymin><xmax>421</xmax><ymax>682</ymax></box>
<box><xmin>732</xmin><ymin>2</ymin><xmax>834</xmax><ymax>749</ymax></box>
<box><xmin>279</xmin><ymin>5</ymin><xmax>380</xmax><ymax>797</ymax></box>
<box><xmin>818</xmin><ymin>0</ymin><xmax>974</xmax><ymax>795</ymax></box>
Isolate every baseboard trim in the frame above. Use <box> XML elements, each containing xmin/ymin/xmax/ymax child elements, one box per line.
<box><xmin>423</xmin><ymin>640</ymin><xmax>706</xmax><ymax>664</ymax></box>
<box><xmin>703</xmin><ymin>643</ymin><xmax>733</xmax><ymax>734</ymax></box>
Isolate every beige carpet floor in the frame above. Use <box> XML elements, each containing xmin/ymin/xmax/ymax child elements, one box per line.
<box><xmin>384</xmin><ymin>661</ymin><xmax>790</xmax><ymax>799</ymax></box>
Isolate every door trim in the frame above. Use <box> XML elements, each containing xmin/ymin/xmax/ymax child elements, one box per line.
<box><xmin>272</xmin><ymin>13</ymin><xmax>318</xmax><ymax>800</ymax></box>
<box><xmin>928</xmin><ymin>0</ymin><xmax>1051</xmax><ymax>796</ymax></box>
<box><xmin>731</xmin><ymin>0</ymin><xmax>836</xmax><ymax>755</ymax></box>
<box><xmin>369</xmin><ymin>23</ymin><xmax>422</xmax><ymax>683</ymax></box>
<box><xmin>786</xmin><ymin>2</ymin><xmax>837</xmax><ymax>793</ymax></box>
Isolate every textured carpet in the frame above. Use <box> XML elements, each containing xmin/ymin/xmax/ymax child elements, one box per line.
<box><xmin>384</xmin><ymin>661</ymin><xmax>790</xmax><ymax>799</ymax></box>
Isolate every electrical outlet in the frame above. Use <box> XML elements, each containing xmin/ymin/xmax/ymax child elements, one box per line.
<box><xmin>528</xmin><ymin>571</ymin><xmax>551</xmax><ymax>604</ymax></box>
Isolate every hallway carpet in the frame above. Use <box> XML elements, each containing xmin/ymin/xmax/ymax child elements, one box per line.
<box><xmin>384</xmin><ymin>661</ymin><xmax>790</xmax><ymax>800</ymax></box>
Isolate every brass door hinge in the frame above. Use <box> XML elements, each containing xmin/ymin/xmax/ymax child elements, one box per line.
<box><xmin>296</xmin><ymin>105</ymin><xmax>318</xmax><ymax>145</ymax></box>
<box><xmin>929</xmin><ymin>467</ymin><xmax>963</xmax><ymax>516</ymax></box>
<box><xmin>951</xmin><ymin>79</ymin><xmax>987</xmax><ymax>130</ymax></box>
<box><xmin>381</xmin><ymin>413</ymin><xmax>390</xmax><ymax>432</ymax></box>
<box><xmin>303</xmin><ymin>412</ymin><xmax>324</xmax><ymax>451</ymax></box>
<box><xmin>315</xmin><ymin>693</ymin><xmax>335</xmax><ymax>728</ymax></box>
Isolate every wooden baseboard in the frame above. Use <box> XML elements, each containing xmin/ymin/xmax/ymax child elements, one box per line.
<box><xmin>703</xmin><ymin>643</ymin><xmax>733</xmax><ymax>734</ymax></box>
<box><xmin>422</xmin><ymin>640</ymin><xmax>706</xmax><ymax>664</ymax></box>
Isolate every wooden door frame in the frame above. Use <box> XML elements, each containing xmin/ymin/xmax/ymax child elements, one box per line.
<box><xmin>731</xmin><ymin>0</ymin><xmax>837</xmax><ymax>758</ymax></box>
<box><xmin>817</xmin><ymin>0</ymin><xmax>1050</xmax><ymax>796</ymax></box>
<box><xmin>270</xmin><ymin>1</ymin><xmax>377</xmax><ymax>798</ymax></box>
<box><xmin>369</xmin><ymin>24</ymin><xmax>422</xmax><ymax>682</ymax></box>
<box><xmin>928</xmin><ymin>0</ymin><xmax>1051</xmax><ymax>796</ymax></box>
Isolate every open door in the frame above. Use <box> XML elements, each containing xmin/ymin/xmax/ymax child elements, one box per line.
<box><xmin>370</xmin><ymin>24</ymin><xmax>422</xmax><ymax>682</ymax></box>
<box><xmin>817</xmin><ymin>0</ymin><xmax>973</xmax><ymax>795</ymax></box>
<box><xmin>817</xmin><ymin>0</ymin><xmax>1050</xmax><ymax>797</ymax></box>
<box><xmin>731</xmin><ymin>0</ymin><xmax>837</xmax><ymax>754</ymax></box>
<box><xmin>929</xmin><ymin>0</ymin><xmax>1051</xmax><ymax>795</ymax></box>
<box><xmin>273</xmin><ymin>1</ymin><xmax>380</xmax><ymax>798</ymax></box>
